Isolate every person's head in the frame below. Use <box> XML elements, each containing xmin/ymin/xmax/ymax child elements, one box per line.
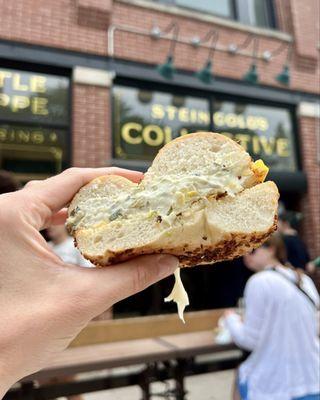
<box><xmin>0</xmin><ymin>170</ymin><xmax>19</xmax><ymax>194</ymax></box>
<box><xmin>277</xmin><ymin>210</ymin><xmax>302</xmax><ymax>233</ymax></box>
<box><xmin>47</xmin><ymin>225</ymin><xmax>69</xmax><ymax>244</ymax></box>
<box><xmin>277</xmin><ymin>213</ymin><xmax>292</xmax><ymax>233</ymax></box>
<box><xmin>244</xmin><ymin>233</ymin><xmax>287</xmax><ymax>272</ymax></box>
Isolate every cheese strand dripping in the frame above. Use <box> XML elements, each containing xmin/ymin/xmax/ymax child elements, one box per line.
<box><xmin>164</xmin><ymin>268</ymin><xmax>190</xmax><ymax>323</ymax></box>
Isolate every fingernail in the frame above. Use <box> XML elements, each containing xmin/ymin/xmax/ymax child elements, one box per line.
<box><xmin>157</xmin><ymin>254</ymin><xmax>179</xmax><ymax>277</ymax></box>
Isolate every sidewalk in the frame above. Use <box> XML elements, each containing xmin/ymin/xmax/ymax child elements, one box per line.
<box><xmin>82</xmin><ymin>370</ymin><xmax>234</xmax><ymax>400</ymax></box>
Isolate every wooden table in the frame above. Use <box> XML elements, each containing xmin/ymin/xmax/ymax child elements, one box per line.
<box><xmin>6</xmin><ymin>331</ymin><xmax>240</xmax><ymax>400</ymax></box>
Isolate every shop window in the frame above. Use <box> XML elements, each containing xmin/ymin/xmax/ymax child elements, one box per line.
<box><xmin>152</xmin><ymin>0</ymin><xmax>276</xmax><ymax>29</ymax></box>
<box><xmin>212</xmin><ymin>100</ymin><xmax>297</xmax><ymax>171</ymax></box>
<box><xmin>0</xmin><ymin>68</ymin><xmax>70</xmax><ymax>182</ymax></box>
<box><xmin>112</xmin><ymin>83</ymin><xmax>298</xmax><ymax>317</ymax></box>
<box><xmin>113</xmin><ymin>84</ymin><xmax>297</xmax><ymax>172</ymax></box>
<box><xmin>113</xmin><ymin>85</ymin><xmax>210</xmax><ymax>161</ymax></box>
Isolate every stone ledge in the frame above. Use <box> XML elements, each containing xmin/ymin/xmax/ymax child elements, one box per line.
<box><xmin>116</xmin><ymin>0</ymin><xmax>292</xmax><ymax>41</ymax></box>
<box><xmin>298</xmin><ymin>102</ymin><xmax>320</xmax><ymax>118</ymax></box>
<box><xmin>73</xmin><ymin>67</ymin><xmax>115</xmax><ymax>87</ymax></box>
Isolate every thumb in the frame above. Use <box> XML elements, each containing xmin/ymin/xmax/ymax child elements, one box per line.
<box><xmin>79</xmin><ymin>254</ymin><xmax>179</xmax><ymax>315</ymax></box>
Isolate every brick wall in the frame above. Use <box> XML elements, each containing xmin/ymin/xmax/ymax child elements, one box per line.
<box><xmin>299</xmin><ymin>116</ymin><xmax>320</xmax><ymax>257</ymax></box>
<box><xmin>0</xmin><ymin>0</ymin><xmax>318</xmax><ymax>94</ymax></box>
<box><xmin>112</xmin><ymin>1</ymin><xmax>319</xmax><ymax>94</ymax></box>
<box><xmin>0</xmin><ymin>0</ymin><xmax>108</xmax><ymax>54</ymax></box>
<box><xmin>72</xmin><ymin>84</ymin><xmax>111</xmax><ymax>167</ymax></box>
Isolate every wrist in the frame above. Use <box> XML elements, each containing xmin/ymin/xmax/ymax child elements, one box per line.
<box><xmin>0</xmin><ymin>360</ymin><xmax>18</xmax><ymax>398</ymax></box>
<box><xmin>0</xmin><ymin>378</ymin><xmax>11</xmax><ymax>399</ymax></box>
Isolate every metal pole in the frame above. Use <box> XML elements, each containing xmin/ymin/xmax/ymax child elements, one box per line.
<box><xmin>107</xmin><ymin>24</ymin><xmax>284</xmax><ymax>60</ymax></box>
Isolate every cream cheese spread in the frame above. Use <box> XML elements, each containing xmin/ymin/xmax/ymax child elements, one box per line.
<box><xmin>165</xmin><ymin>268</ymin><xmax>190</xmax><ymax>323</ymax></box>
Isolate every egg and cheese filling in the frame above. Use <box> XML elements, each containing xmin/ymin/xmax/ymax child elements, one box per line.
<box><xmin>68</xmin><ymin>160</ymin><xmax>268</xmax><ymax>232</ymax></box>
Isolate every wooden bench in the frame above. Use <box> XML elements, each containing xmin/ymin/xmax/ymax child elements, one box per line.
<box><xmin>5</xmin><ymin>310</ymin><xmax>242</xmax><ymax>400</ymax></box>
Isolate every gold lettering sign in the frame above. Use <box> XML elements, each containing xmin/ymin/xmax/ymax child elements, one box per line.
<box><xmin>277</xmin><ymin>138</ymin><xmax>290</xmax><ymax>157</ymax></box>
<box><xmin>0</xmin><ymin>93</ymin><xmax>10</xmax><ymax>107</ymax></box>
<box><xmin>212</xmin><ymin>112</ymin><xmax>268</xmax><ymax>132</ymax></box>
<box><xmin>0</xmin><ymin>71</ymin><xmax>12</xmax><ymax>87</ymax></box>
<box><xmin>0</xmin><ymin>126</ymin><xmax>60</xmax><ymax>146</ymax></box>
<box><xmin>121</xmin><ymin>123</ymin><xmax>142</xmax><ymax>144</ymax></box>
<box><xmin>143</xmin><ymin>125</ymin><xmax>164</xmax><ymax>146</ymax></box>
<box><xmin>31</xmin><ymin>97</ymin><xmax>49</xmax><ymax>115</ymax></box>
<box><xmin>12</xmin><ymin>74</ymin><xmax>29</xmax><ymax>91</ymax></box>
<box><xmin>0</xmin><ymin>71</ymin><xmax>48</xmax><ymax>93</ymax></box>
<box><xmin>164</xmin><ymin>126</ymin><xmax>173</xmax><ymax>143</ymax></box>
<box><xmin>0</xmin><ymin>69</ymin><xmax>69</xmax><ymax>177</ymax></box>
<box><xmin>119</xmin><ymin>123</ymin><xmax>290</xmax><ymax>157</ymax></box>
<box><xmin>114</xmin><ymin>86</ymin><xmax>295</xmax><ymax>171</ymax></box>
<box><xmin>0</xmin><ymin>69</ymin><xmax>67</xmax><ymax>122</ymax></box>
<box><xmin>151</xmin><ymin>104</ymin><xmax>165</xmax><ymax>119</ymax></box>
<box><xmin>151</xmin><ymin>103</ymin><xmax>211</xmax><ymax>125</ymax></box>
<box><xmin>30</xmin><ymin>76</ymin><xmax>47</xmax><ymax>93</ymax></box>
<box><xmin>12</xmin><ymin>96</ymin><xmax>30</xmax><ymax>112</ymax></box>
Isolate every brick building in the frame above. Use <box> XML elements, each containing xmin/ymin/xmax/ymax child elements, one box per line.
<box><xmin>0</xmin><ymin>0</ymin><xmax>319</xmax><ymax>311</ymax></box>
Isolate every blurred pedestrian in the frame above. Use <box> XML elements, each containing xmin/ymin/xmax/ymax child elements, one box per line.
<box><xmin>47</xmin><ymin>225</ymin><xmax>92</xmax><ymax>268</ymax></box>
<box><xmin>307</xmin><ymin>257</ymin><xmax>320</xmax><ymax>294</ymax></box>
<box><xmin>306</xmin><ymin>256</ymin><xmax>320</xmax><ymax>274</ymax></box>
<box><xmin>0</xmin><ymin>170</ymin><xmax>19</xmax><ymax>194</ymax></box>
<box><xmin>278</xmin><ymin>210</ymin><xmax>310</xmax><ymax>270</ymax></box>
<box><xmin>224</xmin><ymin>233</ymin><xmax>319</xmax><ymax>400</ymax></box>
<box><xmin>48</xmin><ymin>226</ymin><xmax>112</xmax><ymax>320</ymax></box>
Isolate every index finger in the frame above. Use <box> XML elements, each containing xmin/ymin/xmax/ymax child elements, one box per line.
<box><xmin>24</xmin><ymin>167</ymin><xmax>143</xmax><ymax>214</ymax></box>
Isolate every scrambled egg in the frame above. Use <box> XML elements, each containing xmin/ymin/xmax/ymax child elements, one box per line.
<box><xmin>252</xmin><ymin>159</ymin><xmax>269</xmax><ymax>183</ymax></box>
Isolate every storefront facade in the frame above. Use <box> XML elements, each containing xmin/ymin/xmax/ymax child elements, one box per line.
<box><xmin>0</xmin><ymin>1</ymin><xmax>319</xmax><ymax>276</ymax></box>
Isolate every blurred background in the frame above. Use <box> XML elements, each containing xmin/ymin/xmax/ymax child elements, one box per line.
<box><xmin>0</xmin><ymin>0</ymin><xmax>319</xmax><ymax>399</ymax></box>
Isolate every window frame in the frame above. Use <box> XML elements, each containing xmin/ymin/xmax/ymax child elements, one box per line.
<box><xmin>152</xmin><ymin>0</ymin><xmax>277</xmax><ymax>29</ymax></box>
<box><xmin>175</xmin><ymin>0</ymin><xmax>236</xmax><ymax>20</ymax></box>
<box><xmin>234</xmin><ymin>0</ymin><xmax>277</xmax><ymax>29</ymax></box>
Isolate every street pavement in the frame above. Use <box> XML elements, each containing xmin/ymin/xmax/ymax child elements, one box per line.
<box><xmin>77</xmin><ymin>369</ymin><xmax>234</xmax><ymax>400</ymax></box>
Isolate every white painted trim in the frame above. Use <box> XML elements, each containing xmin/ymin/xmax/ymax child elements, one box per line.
<box><xmin>73</xmin><ymin>67</ymin><xmax>115</xmax><ymax>87</ymax></box>
<box><xmin>116</xmin><ymin>0</ymin><xmax>292</xmax><ymax>41</ymax></box>
<box><xmin>298</xmin><ymin>102</ymin><xmax>320</xmax><ymax>118</ymax></box>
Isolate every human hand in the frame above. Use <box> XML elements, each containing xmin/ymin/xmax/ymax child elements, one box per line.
<box><xmin>0</xmin><ymin>168</ymin><xmax>178</xmax><ymax>394</ymax></box>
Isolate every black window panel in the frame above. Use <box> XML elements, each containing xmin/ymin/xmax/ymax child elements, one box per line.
<box><xmin>0</xmin><ymin>68</ymin><xmax>69</xmax><ymax>125</ymax></box>
<box><xmin>212</xmin><ymin>100</ymin><xmax>297</xmax><ymax>171</ymax></box>
<box><xmin>113</xmin><ymin>85</ymin><xmax>210</xmax><ymax>161</ymax></box>
<box><xmin>0</xmin><ymin>124</ymin><xmax>68</xmax><ymax>176</ymax></box>
<box><xmin>0</xmin><ymin>67</ymin><xmax>70</xmax><ymax>179</ymax></box>
<box><xmin>113</xmin><ymin>83</ymin><xmax>297</xmax><ymax>172</ymax></box>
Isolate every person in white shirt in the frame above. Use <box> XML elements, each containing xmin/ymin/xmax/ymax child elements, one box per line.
<box><xmin>47</xmin><ymin>225</ymin><xmax>92</xmax><ymax>268</ymax></box>
<box><xmin>224</xmin><ymin>233</ymin><xmax>320</xmax><ymax>400</ymax></box>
